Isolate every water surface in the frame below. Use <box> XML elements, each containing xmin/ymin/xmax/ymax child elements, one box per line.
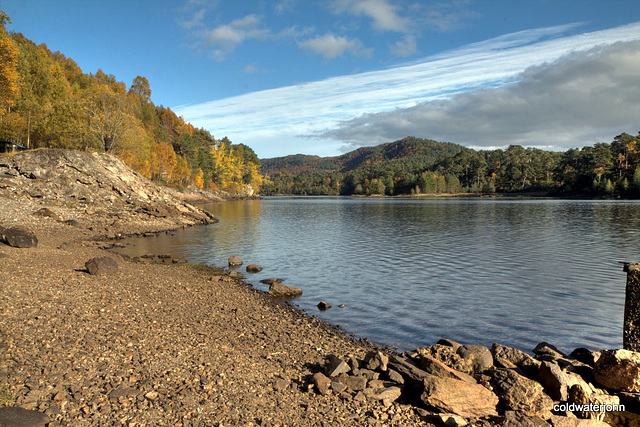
<box><xmin>117</xmin><ymin>197</ymin><xmax>640</xmax><ymax>353</ymax></box>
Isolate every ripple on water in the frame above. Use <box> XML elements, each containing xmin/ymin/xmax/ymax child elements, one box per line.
<box><xmin>115</xmin><ymin>197</ymin><xmax>640</xmax><ymax>353</ymax></box>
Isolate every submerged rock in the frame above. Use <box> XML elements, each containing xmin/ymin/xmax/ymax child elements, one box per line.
<box><xmin>268</xmin><ymin>282</ymin><xmax>302</xmax><ymax>297</ymax></box>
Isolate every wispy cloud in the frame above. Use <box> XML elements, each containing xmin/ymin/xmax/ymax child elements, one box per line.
<box><xmin>331</xmin><ymin>0</ymin><xmax>408</xmax><ymax>32</ymax></box>
<box><xmin>389</xmin><ymin>34</ymin><xmax>417</xmax><ymax>56</ymax></box>
<box><xmin>298</xmin><ymin>32</ymin><xmax>373</xmax><ymax>58</ymax></box>
<box><xmin>174</xmin><ymin>23</ymin><xmax>640</xmax><ymax>158</ymax></box>
<box><xmin>200</xmin><ymin>14</ymin><xmax>270</xmax><ymax>60</ymax></box>
<box><xmin>324</xmin><ymin>41</ymin><xmax>640</xmax><ymax>151</ymax></box>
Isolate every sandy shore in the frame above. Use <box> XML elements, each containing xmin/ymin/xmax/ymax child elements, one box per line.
<box><xmin>0</xmin><ymin>192</ymin><xmax>429</xmax><ymax>426</ymax></box>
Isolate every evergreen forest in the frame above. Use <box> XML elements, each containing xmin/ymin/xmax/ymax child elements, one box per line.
<box><xmin>260</xmin><ymin>134</ymin><xmax>640</xmax><ymax>198</ymax></box>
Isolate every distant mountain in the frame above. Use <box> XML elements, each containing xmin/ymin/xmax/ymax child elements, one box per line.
<box><xmin>260</xmin><ymin>137</ymin><xmax>464</xmax><ymax>175</ymax></box>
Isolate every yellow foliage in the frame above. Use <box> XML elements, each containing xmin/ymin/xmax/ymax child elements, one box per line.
<box><xmin>194</xmin><ymin>168</ymin><xmax>204</xmax><ymax>189</ymax></box>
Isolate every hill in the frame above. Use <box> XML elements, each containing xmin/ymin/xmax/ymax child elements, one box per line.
<box><xmin>260</xmin><ymin>133</ymin><xmax>640</xmax><ymax>197</ymax></box>
<box><xmin>260</xmin><ymin>137</ymin><xmax>463</xmax><ymax>176</ymax></box>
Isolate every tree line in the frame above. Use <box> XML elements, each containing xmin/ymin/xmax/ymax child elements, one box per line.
<box><xmin>0</xmin><ymin>12</ymin><xmax>262</xmax><ymax>194</ymax></box>
<box><xmin>261</xmin><ymin>133</ymin><xmax>640</xmax><ymax>198</ymax></box>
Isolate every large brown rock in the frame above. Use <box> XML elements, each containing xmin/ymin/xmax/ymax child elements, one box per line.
<box><xmin>421</xmin><ymin>373</ymin><xmax>499</xmax><ymax>418</ymax></box>
<box><xmin>416</xmin><ymin>344</ymin><xmax>473</xmax><ymax>374</ymax></box>
<box><xmin>490</xmin><ymin>368</ymin><xmax>553</xmax><ymax>418</ymax></box>
<box><xmin>268</xmin><ymin>282</ymin><xmax>303</xmax><ymax>297</ymax></box>
<box><xmin>85</xmin><ymin>256</ymin><xmax>118</xmax><ymax>276</ymax></box>
<box><xmin>0</xmin><ymin>226</ymin><xmax>38</xmax><ymax>248</ymax></box>
<box><xmin>491</xmin><ymin>343</ymin><xmax>541</xmax><ymax>377</ymax></box>
<box><xmin>594</xmin><ymin>349</ymin><xmax>640</xmax><ymax>392</ymax></box>
<box><xmin>419</xmin><ymin>354</ymin><xmax>476</xmax><ymax>383</ymax></box>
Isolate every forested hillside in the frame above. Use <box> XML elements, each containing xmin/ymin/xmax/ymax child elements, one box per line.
<box><xmin>0</xmin><ymin>12</ymin><xmax>262</xmax><ymax>194</ymax></box>
<box><xmin>261</xmin><ymin>134</ymin><xmax>640</xmax><ymax>197</ymax></box>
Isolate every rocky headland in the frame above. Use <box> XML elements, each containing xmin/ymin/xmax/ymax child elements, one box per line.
<box><xmin>0</xmin><ymin>149</ymin><xmax>638</xmax><ymax>426</ymax></box>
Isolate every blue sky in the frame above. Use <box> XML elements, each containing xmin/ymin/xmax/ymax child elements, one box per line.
<box><xmin>2</xmin><ymin>0</ymin><xmax>639</xmax><ymax>158</ymax></box>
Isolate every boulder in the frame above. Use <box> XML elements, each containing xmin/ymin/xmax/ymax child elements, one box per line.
<box><xmin>268</xmin><ymin>282</ymin><xmax>303</xmax><ymax>297</ymax></box>
<box><xmin>594</xmin><ymin>349</ymin><xmax>640</xmax><ymax>392</ymax></box>
<box><xmin>0</xmin><ymin>226</ymin><xmax>38</xmax><ymax>248</ymax></box>
<box><xmin>32</xmin><ymin>207</ymin><xmax>61</xmax><ymax>221</ymax></box>
<box><xmin>417</xmin><ymin>344</ymin><xmax>473</xmax><ymax>374</ymax></box>
<box><xmin>490</xmin><ymin>368</ymin><xmax>553</xmax><ymax>418</ymax></box>
<box><xmin>364</xmin><ymin>351</ymin><xmax>389</xmax><ymax>372</ymax></box>
<box><xmin>228</xmin><ymin>255</ymin><xmax>243</xmax><ymax>266</ymax></box>
<box><xmin>457</xmin><ymin>344</ymin><xmax>494</xmax><ymax>374</ymax></box>
<box><xmin>364</xmin><ymin>385</ymin><xmax>402</xmax><ymax>403</ymax></box>
<box><xmin>335</xmin><ymin>373</ymin><xmax>367</xmax><ymax>391</ymax></box>
<box><xmin>311</xmin><ymin>372</ymin><xmax>331</xmax><ymax>395</ymax></box>
<box><xmin>539</xmin><ymin>361</ymin><xmax>569</xmax><ymax>401</ymax></box>
<box><xmin>0</xmin><ymin>406</ymin><xmax>48</xmax><ymax>427</ymax></box>
<box><xmin>324</xmin><ymin>355</ymin><xmax>350</xmax><ymax>377</ymax></box>
<box><xmin>317</xmin><ymin>301</ymin><xmax>332</xmax><ymax>310</ymax></box>
<box><xmin>533</xmin><ymin>342</ymin><xmax>566</xmax><ymax>361</ymax></box>
<box><xmin>419</xmin><ymin>354</ymin><xmax>476</xmax><ymax>383</ymax></box>
<box><xmin>85</xmin><ymin>256</ymin><xmax>118</xmax><ymax>276</ymax></box>
<box><xmin>491</xmin><ymin>343</ymin><xmax>541</xmax><ymax>377</ymax></box>
<box><xmin>421</xmin><ymin>373</ymin><xmax>499</xmax><ymax>418</ymax></box>
<box><xmin>245</xmin><ymin>264</ymin><xmax>262</xmax><ymax>273</ymax></box>
<box><xmin>388</xmin><ymin>354</ymin><xmax>431</xmax><ymax>383</ymax></box>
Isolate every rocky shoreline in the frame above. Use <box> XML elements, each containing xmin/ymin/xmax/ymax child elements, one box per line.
<box><xmin>1</xmin><ymin>149</ymin><xmax>639</xmax><ymax>426</ymax></box>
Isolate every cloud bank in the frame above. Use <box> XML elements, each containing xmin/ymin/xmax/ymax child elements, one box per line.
<box><xmin>173</xmin><ymin>22</ymin><xmax>640</xmax><ymax>158</ymax></box>
<box><xmin>323</xmin><ymin>40</ymin><xmax>640</xmax><ymax>151</ymax></box>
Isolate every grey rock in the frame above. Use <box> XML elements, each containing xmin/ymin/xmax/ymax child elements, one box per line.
<box><xmin>539</xmin><ymin>361</ymin><xmax>568</xmax><ymax>401</ymax></box>
<box><xmin>533</xmin><ymin>342</ymin><xmax>566</xmax><ymax>360</ymax></box>
<box><xmin>364</xmin><ymin>351</ymin><xmax>389</xmax><ymax>372</ymax></box>
<box><xmin>330</xmin><ymin>381</ymin><xmax>347</xmax><ymax>394</ymax></box>
<box><xmin>0</xmin><ymin>226</ymin><xmax>38</xmax><ymax>248</ymax></box>
<box><xmin>85</xmin><ymin>256</ymin><xmax>119</xmax><ymax>276</ymax></box>
<box><xmin>335</xmin><ymin>373</ymin><xmax>367</xmax><ymax>391</ymax></box>
<box><xmin>260</xmin><ymin>278</ymin><xmax>282</xmax><ymax>285</ymax></box>
<box><xmin>457</xmin><ymin>344</ymin><xmax>494</xmax><ymax>373</ymax></box>
<box><xmin>492</xmin><ymin>343</ymin><xmax>541</xmax><ymax>377</ymax></box>
<box><xmin>0</xmin><ymin>407</ymin><xmax>48</xmax><ymax>427</ymax></box>
<box><xmin>324</xmin><ymin>355</ymin><xmax>351</xmax><ymax>377</ymax></box>
<box><xmin>386</xmin><ymin>368</ymin><xmax>404</xmax><ymax>385</ymax></box>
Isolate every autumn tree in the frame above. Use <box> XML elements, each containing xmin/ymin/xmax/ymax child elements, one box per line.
<box><xmin>0</xmin><ymin>11</ymin><xmax>19</xmax><ymax>130</ymax></box>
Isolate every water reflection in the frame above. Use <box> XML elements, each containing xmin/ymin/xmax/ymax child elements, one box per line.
<box><xmin>116</xmin><ymin>197</ymin><xmax>640</xmax><ymax>353</ymax></box>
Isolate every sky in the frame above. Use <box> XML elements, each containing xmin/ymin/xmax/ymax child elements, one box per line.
<box><xmin>2</xmin><ymin>0</ymin><xmax>640</xmax><ymax>158</ymax></box>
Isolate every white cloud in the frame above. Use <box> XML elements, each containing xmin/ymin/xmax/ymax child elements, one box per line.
<box><xmin>174</xmin><ymin>23</ymin><xmax>640</xmax><ymax>158</ymax></box>
<box><xmin>298</xmin><ymin>33</ymin><xmax>372</xmax><ymax>58</ymax></box>
<box><xmin>323</xmin><ymin>41</ymin><xmax>640</xmax><ymax>151</ymax></box>
<box><xmin>200</xmin><ymin>14</ymin><xmax>270</xmax><ymax>60</ymax></box>
<box><xmin>331</xmin><ymin>0</ymin><xmax>408</xmax><ymax>32</ymax></box>
<box><xmin>389</xmin><ymin>34</ymin><xmax>418</xmax><ymax>56</ymax></box>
